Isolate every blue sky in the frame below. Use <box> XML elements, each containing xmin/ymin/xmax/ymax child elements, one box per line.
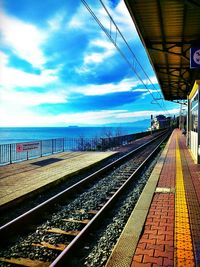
<box><xmin>0</xmin><ymin>0</ymin><xmax>179</xmax><ymax>127</ymax></box>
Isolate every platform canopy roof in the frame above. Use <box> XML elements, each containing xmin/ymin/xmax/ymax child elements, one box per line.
<box><xmin>124</xmin><ymin>0</ymin><xmax>200</xmax><ymax>100</ymax></box>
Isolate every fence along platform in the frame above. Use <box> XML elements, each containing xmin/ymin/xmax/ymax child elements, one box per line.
<box><xmin>0</xmin><ymin>138</ymin><xmax>102</xmax><ymax>165</ymax></box>
<box><xmin>0</xmin><ymin>130</ymin><xmax>156</xmax><ymax>165</ymax></box>
<box><xmin>0</xmin><ymin>151</ymin><xmax>115</xmax><ymax>209</ymax></box>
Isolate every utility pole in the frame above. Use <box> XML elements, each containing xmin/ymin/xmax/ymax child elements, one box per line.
<box><xmin>179</xmin><ymin>103</ymin><xmax>182</xmax><ymax>130</ymax></box>
<box><xmin>150</xmin><ymin>115</ymin><xmax>153</xmax><ymax>135</ymax></box>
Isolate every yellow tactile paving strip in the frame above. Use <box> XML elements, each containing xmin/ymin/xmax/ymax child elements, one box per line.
<box><xmin>175</xmin><ymin>135</ymin><xmax>194</xmax><ymax>267</ymax></box>
<box><xmin>0</xmin><ymin>151</ymin><xmax>115</xmax><ymax>208</ymax></box>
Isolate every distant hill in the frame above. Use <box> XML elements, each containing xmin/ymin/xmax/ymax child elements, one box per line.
<box><xmin>66</xmin><ymin>119</ymin><xmax>150</xmax><ymax>128</ymax></box>
<box><xmin>103</xmin><ymin>119</ymin><xmax>150</xmax><ymax>128</ymax></box>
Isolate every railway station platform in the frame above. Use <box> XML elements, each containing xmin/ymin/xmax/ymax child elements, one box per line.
<box><xmin>0</xmin><ymin>151</ymin><xmax>115</xmax><ymax>209</ymax></box>
<box><xmin>106</xmin><ymin>129</ymin><xmax>200</xmax><ymax>267</ymax></box>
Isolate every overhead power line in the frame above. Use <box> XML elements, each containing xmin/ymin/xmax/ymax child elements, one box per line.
<box><xmin>81</xmin><ymin>0</ymin><xmax>171</xmax><ymax>117</ymax></box>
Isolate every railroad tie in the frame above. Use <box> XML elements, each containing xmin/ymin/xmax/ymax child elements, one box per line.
<box><xmin>46</xmin><ymin>227</ymin><xmax>80</xmax><ymax>236</ymax></box>
<box><xmin>62</xmin><ymin>218</ymin><xmax>90</xmax><ymax>224</ymax></box>
<box><xmin>32</xmin><ymin>241</ymin><xmax>67</xmax><ymax>251</ymax></box>
<box><xmin>0</xmin><ymin>257</ymin><xmax>50</xmax><ymax>267</ymax></box>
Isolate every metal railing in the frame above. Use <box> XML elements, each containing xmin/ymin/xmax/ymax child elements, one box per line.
<box><xmin>0</xmin><ymin>130</ymin><xmax>157</xmax><ymax>165</ymax></box>
<box><xmin>0</xmin><ymin>137</ymin><xmax>101</xmax><ymax>165</ymax></box>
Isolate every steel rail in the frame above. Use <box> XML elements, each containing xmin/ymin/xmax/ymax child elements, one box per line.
<box><xmin>0</xmin><ymin>130</ymin><xmax>170</xmax><ymax>241</ymax></box>
<box><xmin>50</xmin><ymin>130</ymin><xmax>170</xmax><ymax>266</ymax></box>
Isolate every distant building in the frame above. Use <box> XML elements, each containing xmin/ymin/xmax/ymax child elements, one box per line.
<box><xmin>151</xmin><ymin>115</ymin><xmax>171</xmax><ymax>130</ymax></box>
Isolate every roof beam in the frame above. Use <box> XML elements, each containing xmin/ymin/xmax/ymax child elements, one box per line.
<box><xmin>184</xmin><ymin>0</ymin><xmax>200</xmax><ymax>8</ymax></box>
<box><xmin>145</xmin><ymin>40</ymin><xmax>200</xmax><ymax>45</ymax></box>
<box><xmin>179</xmin><ymin>4</ymin><xmax>187</xmax><ymax>93</ymax></box>
<box><xmin>161</xmin><ymin>84</ymin><xmax>190</xmax><ymax>96</ymax></box>
<box><xmin>156</xmin><ymin>0</ymin><xmax>172</xmax><ymax>97</ymax></box>
<box><xmin>149</xmin><ymin>47</ymin><xmax>190</xmax><ymax>62</ymax></box>
<box><xmin>157</xmin><ymin>70</ymin><xmax>191</xmax><ymax>85</ymax></box>
<box><xmin>156</xmin><ymin>66</ymin><xmax>189</xmax><ymax>70</ymax></box>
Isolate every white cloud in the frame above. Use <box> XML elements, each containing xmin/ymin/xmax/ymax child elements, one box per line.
<box><xmin>143</xmin><ymin>76</ymin><xmax>159</xmax><ymax>86</ymax></box>
<box><xmin>68</xmin><ymin>3</ymin><xmax>119</xmax><ymax>67</ymax></box>
<box><xmin>91</xmin><ymin>39</ymin><xmax>115</xmax><ymax>50</ymax></box>
<box><xmin>83</xmin><ymin>38</ymin><xmax>116</xmax><ymax>65</ymax></box>
<box><xmin>89</xmin><ymin>0</ymin><xmax>138</xmax><ymax>44</ymax></box>
<box><xmin>0</xmin><ymin>11</ymin><xmax>46</xmax><ymax>68</ymax></box>
<box><xmin>0</xmin><ymin>1</ymin><xmax>178</xmax><ymax>128</ymax></box>
<box><xmin>0</xmin><ymin>107</ymin><xmax>179</xmax><ymax>127</ymax></box>
<box><xmin>1</xmin><ymin>66</ymin><xmax>57</xmax><ymax>88</ymax></box>
<box><xmin>0</xmin><ymin>51</ymin><xmax>58</xmax><ymax>87</ymax></box>
<box><xmin>68</xmin><ymin>5</ymin><xmax>87</xmax><ymax>29</ymax></box>
<box><xmin>68</xmin><ymin>15</ymin><xmax>83</xmax><ymax>29</ymax></box>
<box><xmin>67</xmin><ymin>1</ymin><xmax>137</xmax><ymax>70</ymax></box>
<box><xmin>0</xmin><ymin>50</ymin><xmax>8</xmax><ymax>67</ymax></box>
<box><xmin>60</xmin><ymin>110</ymin><xmax>125</xmax><ymax>125</ymax></box>
<box><xmin>84</xmin><ymin>52</ymin><xmax>103</xmax><ymax>64</ymax></box>
<box><xmin>0</xmin><ymin>51</ymin><xmax>66</xmax><ymax>118</ymax></box>
<box><xmin>0</xmin><ymin>108</ymin><xmax>123</xmax><ymax>127</ymax></box>
<box><xmin>75</xmin><ymin>65</ymin><xmax>91</xmax><ymax>74</ymax></box>
<box><xmin>72</xmin><ymin>77</ymin><xmax>148</xmax><ymax>96</ymax></box>
<box><xmin>0</xmin><ymin>87</ymin><xmax>67</xmax><ymax>129</ymax></box>
<box><xmin>0</xmin><ymin>85</ymin><xmax>68</xmax><ymax>127</ymax></box>
<box><xmin>84</xmin><ymin>50</ymin><xmax>113</xmax><ymax>64</ymax></box>
<box><xmin>111</xmin><ymin>1</ymin><xmax>138</xmax><ymax>36</ymax></box>
<box><xmin>0</xmin><ymin>88</ymin><xmax>67</xmax><ymax>107</ymax></box>
<box><xmin>116</xmin><ymin>110</ymin><xmax>151</xmax><ymax>118</ymax></box>
<box><xmin>115</xmin><ymin>110</ymin><xmax>178</xmax><ymax>119</ymax></box>
<box><xmin>47</xmin><ymin>11</ymin><xmax>66</xmax><ymax>31</ymax></box>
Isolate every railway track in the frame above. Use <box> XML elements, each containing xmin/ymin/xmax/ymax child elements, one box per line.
<box><xmin>0</xmin><ymin>130</ymin><xmax>170</xmax><ymax>267</ymax></box>
<box><xmin>0</xmin><ymin>130</ymin><xmax>165</xmax><ymax>227</ymax></box>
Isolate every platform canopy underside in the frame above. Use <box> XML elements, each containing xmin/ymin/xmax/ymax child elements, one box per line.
<box><xmin>125</xmin><ymin>0</ymin><xmax>200</xmax><ymax>100</ymax></box>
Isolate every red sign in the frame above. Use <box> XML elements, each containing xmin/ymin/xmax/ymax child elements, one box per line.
<box><xmin>16</xmin><ymin>142</ymin><xmax>40</xmax><ymax>152</ymax></box>
<box><xmin>16</xmin><ymin>144</ymin><xmax>23</xmax><ymax>152</ymax></box>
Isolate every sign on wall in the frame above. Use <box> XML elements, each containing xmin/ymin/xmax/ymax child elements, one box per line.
<box><xmin>16</xmin><ymin>142</ymin><xmax>40</xmax><ymax>152</ymax></box>
<box><xmin>190</xmin><ymin>46</ymin><xmax>200</xmax><ymax>68</ymax></box>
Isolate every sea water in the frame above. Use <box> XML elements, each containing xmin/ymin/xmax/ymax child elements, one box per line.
<box><xmin>0</xmin><ymin>126</ymin><xmax>147</xmax><ymax>145</ymax></box>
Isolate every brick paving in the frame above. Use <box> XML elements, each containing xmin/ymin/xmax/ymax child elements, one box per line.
<box><xmin>132</xmin><ymin>193</ymin><xmax>175</xmax><ymax>267</ymax></box>
<box><xmin>157</xmin><ymin>132</ymin><xmax>176</xmax><ymax>189</ymax></box>
<box><xmin>132</xmin><ymin>131</ymin><xmax>176</xmax><ymax>267</ymax></box>
<box><xmin>131</xmin><ymin>129</ymin><xmax>200</xmax><ymax>267</ymax></box>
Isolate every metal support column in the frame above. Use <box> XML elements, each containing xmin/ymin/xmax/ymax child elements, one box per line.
<box><xmin>186</xmin><ymin>97</ymin><xmax>190</xmax><ymax>147</ymax></box>
<box><xmin>198</xmin><ymin>84</ymin><xmax>200</xmax><ymax>164</ymax></box>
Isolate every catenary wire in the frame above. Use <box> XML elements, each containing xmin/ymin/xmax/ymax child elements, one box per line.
<box><xmin>81</xmin><ymin>0</ymin><xmax>171</xmax><ymax>117</ymax></box>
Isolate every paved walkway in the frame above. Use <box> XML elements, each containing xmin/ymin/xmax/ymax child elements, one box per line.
<box><xmin>0</xmin><ymin>151</ymin><xmax>115</xmax><ymax>208</ymax></box>
<box><xmin>106</xmin><ymin>129</ymin><xmax>200</xmax><ymax>267</ymax></box>
<box><xmin>132</xmin><ymin>129</ymin><xmax>200</xmax><ymax>266</ymax></box>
